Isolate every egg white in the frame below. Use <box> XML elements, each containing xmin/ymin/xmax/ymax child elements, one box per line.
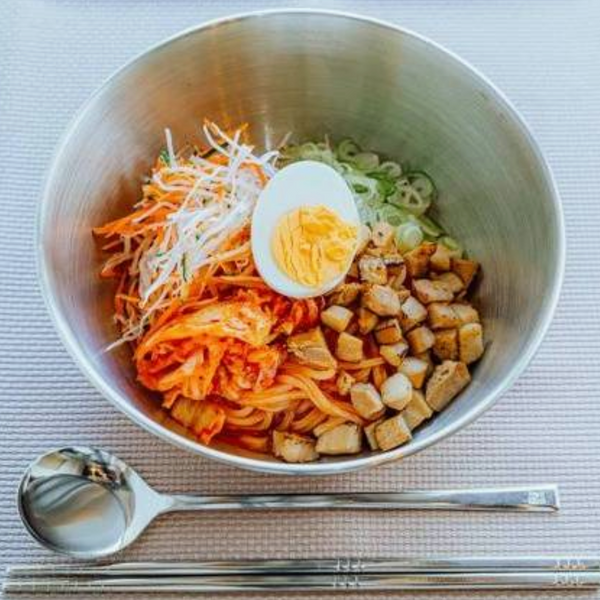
<box><xmin>251</xmin><ymin>160</ymin><xmax>360</xmax><ymax>299</ymax></box>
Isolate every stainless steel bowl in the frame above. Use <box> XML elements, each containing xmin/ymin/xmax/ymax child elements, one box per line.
<box><xmin>38</xmin><ymin>10</ymin><xmax>564</xmax><ymax>475</ymax></box>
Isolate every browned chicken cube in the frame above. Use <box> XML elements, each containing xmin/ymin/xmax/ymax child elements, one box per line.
<box><xmin>364</xmin><ymin>419</ymin><xmax>384</xmax><ymax>451</ymax></box>
<box><xmin>347</xmin><ymin>262</ymin><xmax>359</xmax><ymax>279</ymax></box>
<box><xmin>452</xmin><ymin>303</ymin><xmax>480</xmax><ymax>325</ymax></box>
<box><xmin>404</xmin><ymin>243</ymin><xmax>436</xmax><ymax>278</ymax></box>
<box><xmin>374</xmin><ymin>318</ymin><xmax>403</xmax><ymax>344</ymax></box>
<box><xmin>336</xmin><ymin>371</ymin><xmax>355</xmax><ymax>396</ymax></box>
<box><xmin>358</xmin><ymin>255</ymin><xmax>388</xmax><ymax>284</ymax></box>
<box><xmin>272</xmin><ymin>431</ymin><xmax>319</xmax><ymax>463</ymax></box>
<box><xmin>458</xmin><ymin>323</ymin><xmax>484</xmax><ymax>364</ymax></box>
<box><xmin>406</xmin><ymin>326</ymin><xmax>436</xmax><ymax>354</ymax></box>
<box><xmin>336</xmin><ymin>332</ymin><xmax>365</xmax><ymax>363</ymax></box>
<box><xmin>433</xmin><ymin>329</ymin><xmax>459</xmax><ymax>361</ymax></box>
<box><xmin>321</xmin><ymin>305</ymin><xmax>353</xmax><ymax>332</ymax></box>
<box><xmin>432</xmin><ymin>271</ymin><xmax>464</xmax><ymax>294</ymax></box>
<box><xmin>397</xmin><ymin>357</ymin><xmax>429</xmax><ymax>389</ymax></box>
<box><xmin>389</xmin><ymin>271</ymin><xmax>408</xmax><ymax>290</ymax></box>
<box><xmin>452</xmin><ymin>258</ymin><xmax>479</xmax><ymax>288</ymax></box>
<box><xmin>362</xmin><ymin>284</ymin><xmax>401</xmax><ymax>316</ymax></box>
<box><xmin>425</xmin><ymin>360</ymin><xmax>471</xmax><ymax>411</ymax></box>
<box><xmin>414</xmin><ymin>350</ymin><xmax>435</xmax><ymax>377</ymax></box>
<box><xmin>412</xmin><ymin>279</ymin><xmax>454</xmax><ymax>304</ymax></box>
<box><xmin>316</xmin><ymin>423</ymin><xmax>362</xmax><ymax>455</ymax></box>
<box><xmin>379</xmin><ymin>341</ymin><xmax>409</xmax><ymax>366</ymax></box>
<box><xmin>381</xmin><ymin>372</ymin><xmax>413</xmax><ymax>410</ymax></box>
<box><xmin>401</xmin><ymin>390</ymin><xmax>433</xmax><ymax>430</ymax></box>
<box><xmin>371</xmin><ymin>222</ymin><xmax>395</xmax><ymax>248</ymax></box>
<box><xmin>357</xmin><ymin>307</ymin><xmax>379</xmax><ymax>335</ymax></box>
<box><xmin>399</xmin><ymin>296</ymin><xmax>428</xmax><ymax>332</ymax></box>
<box><xmin>356</xmin><ymin>224</ymin><xmax>372</xmax><ymax>255</ymax></box>
<box><xmin>429</xmin><ymin>244</ymin><xmax>452</xmax><ymax>272</ymax></box>
<box><xmin>350</xmin><ymin>383</ymin><xmax>385</xmax><ymax>420</ymax></box>
<box><xmin>428</xmin><ymin>302</ymin><xmax>460</xmax><ymax>330</ymax></box>
<box><xmin>375</xmin><ymin>414</ymin><xmax>412</xmax><ymax>451</ymax></box>
<box><xmin>288</xmin><ymin>327</ymin><xmax>337</xmax><ymax>369</ymax></box>
<box><xmin>328</xmin><ymin>282</ymin><xmax>362</xmax><ymax>306</ymax></box>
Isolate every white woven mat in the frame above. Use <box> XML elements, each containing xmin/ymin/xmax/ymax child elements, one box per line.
<box><xmin>2</xmin><ymin>1</ymin><xmax>600</xmax><ymax>598</ymax></box>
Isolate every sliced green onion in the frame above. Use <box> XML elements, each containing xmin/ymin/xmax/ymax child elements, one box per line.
<box><xmin>415</xmin><ymin>214</ymin><xmax>444</xmax><ymax>237</ymax></box>
<box><xmin>376</xmin><ymin>178</ymin><xmax>397</xmax><ymax>198</ymax></box>
<box><xmin>439</xmin><ymin>235</ymin><xmax>463</xmax><ymax>257</ymax></box>
<box><xmin>377</xmin><ymin>205</ymin><xmax>407</xmax><ymax>226</ymax></box>
<box><xmin>408</xmin><ymin>172</ymin><xmax>435</xmax><ymax>199</ymax></box>
<box><xmin>396</xmin><ymin>222</ymin><xmax>424</xmax><ymax>252</ymax></box>
<box><xmin>390</xmin><ymin>182</ymin><xmax>431</xmax><ymax>215</ymax></box>
<box><xmin>337</xmin><ymin>139</ymin><xmax>361</xmax><ymax>162</ymax></box>
<box><xmin>377</xmin><ymin>161</ymin><xmax>402</xmax><ymax>179</ymax></box>
<box><xmin>352</xmin><ymin>152</ymin><xmax>379</xmax><ymax>171</ymax></box>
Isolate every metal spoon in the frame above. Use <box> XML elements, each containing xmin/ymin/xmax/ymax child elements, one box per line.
<box><xmin>18</xmin><ymin>447</ymin><xmax>559</xmax><ymax>559</ymax></box>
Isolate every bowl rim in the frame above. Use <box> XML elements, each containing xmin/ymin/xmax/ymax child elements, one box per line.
<box><xmin>37</xmin><ymin>8</ymin><xmax>566</xmax><ymax>475</ymax></box>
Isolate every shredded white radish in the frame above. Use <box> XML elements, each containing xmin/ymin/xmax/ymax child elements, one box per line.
<box><xmin>106</xmin><ymin>122</ymin><xmax>278</xmax><ymax>345</ymax></box>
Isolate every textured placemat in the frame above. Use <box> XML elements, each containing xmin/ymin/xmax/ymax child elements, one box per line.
<box><xmin>1</xmin><ymin>1</ymin><xmax>600</xmax><ymax>598</ymax></box>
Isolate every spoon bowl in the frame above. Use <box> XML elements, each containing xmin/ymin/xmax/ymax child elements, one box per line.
<box><xmin>18</xmin><ymin>447</ymin><xmax>167</xmax><ymax>559</ymax></box>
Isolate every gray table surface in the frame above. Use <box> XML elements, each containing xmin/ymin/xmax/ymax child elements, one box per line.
<box><xmin>1</xmin><ymin>1</ymin><xmax>600</xmax><ymax>599</ymax></box>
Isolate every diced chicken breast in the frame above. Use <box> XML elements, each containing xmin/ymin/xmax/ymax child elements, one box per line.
<box><xmin>458</xmin><ymin>323</ymin><xmax>484</xmax><ymax>364</ymax></box>
<box><xmin>452</xmin><ymin>258</ymin><xmax>479</xmax><ymax>288</ymax></box>
<box><xmin>336</xmin><ymin>371</ymin><xmax>355</xmax><ymax>396</ymax></box>
<box><xmin>364</xmin><ymin>420</ymin><xmax>384</xmax><ymax>451</ymax></box>
<box><xmin>433</xmin><ymin>328</ymin><xmax>459</xmax><ymax>361</ymax></box>
<box><xmin>356</xmin><ymin>224</ymin><xmax>372</xmax><ymax>255</ymax></box>
<box><xmin>347</xmin><ymin>262</ymin><xmax>359</xmax><ymax>279</ymax></box>
<box><xmin>414</xmin><ymin>350</ymin><xmax>434</xmax><ymax>377</ymax></box>
<box><xmin>362</xmin><ymin>284</ymin><xmax>401</xmax><ymax>316</ymax></box>
<box><xmin>358</xmin><ymin>255</ymin><xmax>388</xmax><ymax>284</ymax></box>
<box><xmin>401</xmin><ymin>390</ymin><xmax>433</xmax><ymax>430</ymax></box>
<box><xmin>452</xmin><ymin>303</ymin><xmax>480</xmax><ymax>325</ymax></box>
<box><xmin>350</xmin><ymin>383</ymin><xmax>386</xmax><ymax>420</ymax></box>
<box><xmin>375</xmin><ymin>414</ymin><xmax>412</xmax><ymax>451</ymax></box>
<box><xmin>430</xmin><ymin>244</ymin><xmax>452</xmax><ymax>272</ymax></box>
<box><xmin>425</xmin><ymin>360</ymin><xmax>471</xmax><ymax>411</ymax></box>
<box><xmin>428</xmin><ymin>303</ymin><xmax>460</xmax><ymax>330</ymax></box>
<box><xmin>399</xmin><ymin>296</ymin><xmax>428</xmax><ymax>332</ymax></box>
<box><xmin>389</xmin><ymin>271</ymin><xmax>408</xmax><ymax>290</ymax></box>
<box><xmin>404</xmin><ymin>243</ymin><xmax>436</xmax><ymax>278</ymax></box>
<box><xmin>374</xmin><ymin>318</ymin><xmax>403</xmax><ymax>344</ymax></box>
<box><xmin>397</xmin><ymin>357</ymin><xmax>429</xmax><ymax>389</ymax></box>
<box><xmin>371</xmin><ymin>222</ymin><xmax>395</xmax><ymax>248</ymax></box>
<box><xmin>383</xmin><ymin>253</ymin><xmax>405</xmax><ymax>269</ymax></box>
<box><xmin>406</xmin><ymin>326</ymin><xmax>436</xmax><ymax>354</ymax></box>
<box><xmin>432</xmin><ymin>271</ymin><xmax>464</xmax><ymax>294</ymax></box>
<box><xmin>412</xmin><ymin>279</ymin><xmax>454</xmax><ymax>304</ymax></box>
<box><xmin>272</xmin><ymin>431</ymin><xmax>319</xmax><ymax>463</ymax></box>
<box><xmin>287</xmin><ymin>327</ymin><xmax>337</xmax><ymax>369</ymax></box>
<box><xmin>336</xmin><ymin>332</ymin><xmax>365</xmax><ymax>363</ymax></box>
<box><xmin>381</xmin><ymin>372</ymin><xmax>413</xmax><ymax>410</ymax></box>
<box><xmin>379</xmin><ymin>341</ymin><xmax>409</xmax><ymax>366</ymax></box>
<box><xmin>321</xmin><ymin>305</ymin><xmax>353</xmax><ymax>332</ymax></box>
<box><xmin>316</xmin><ymin>423</ymin><xmax>363</xmax><ymax>455</ymax></box>
<box><xmin>328</xmin><ymin>282</ymin><xmax>362</xmax><ymax>306</ymax></box>
<box><xmin>357</xmin><ymin>307</ymin><xmax>379</xmax><ymax>334</ymax></box>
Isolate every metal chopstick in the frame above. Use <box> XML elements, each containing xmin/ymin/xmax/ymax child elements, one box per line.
<box><xmin>8</xmin><ymin>556</ymin><xmax>600</xmax><ymax>578</ymax></box>
<box><xmin>4</xmin><ymin>571</ymin><xmax>600</xmax><ymax>593</ymax></box>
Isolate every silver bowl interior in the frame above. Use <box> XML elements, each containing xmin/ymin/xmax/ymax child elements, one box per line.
<box><xmin>39</xmin><ymin>11</ymin><xmax>563</xmax><ymax>474</ymax></box>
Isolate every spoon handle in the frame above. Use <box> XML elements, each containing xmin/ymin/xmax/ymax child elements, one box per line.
<box><xmin>163</xmin><ymin>485</ymin><xmax>559</xmax><ymax>513</ymax></box>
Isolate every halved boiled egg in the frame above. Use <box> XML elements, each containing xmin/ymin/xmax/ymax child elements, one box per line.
<box><xmin>251</xmin><ymin>161</ymin><xmax>361</xmax><ymax>298</ymax></box>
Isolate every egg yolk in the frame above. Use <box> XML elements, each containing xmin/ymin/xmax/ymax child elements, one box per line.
<box><xmin>271</xmin><ymin>205</ymin><xmax>358</xmax><ymax>287</ymax></box>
